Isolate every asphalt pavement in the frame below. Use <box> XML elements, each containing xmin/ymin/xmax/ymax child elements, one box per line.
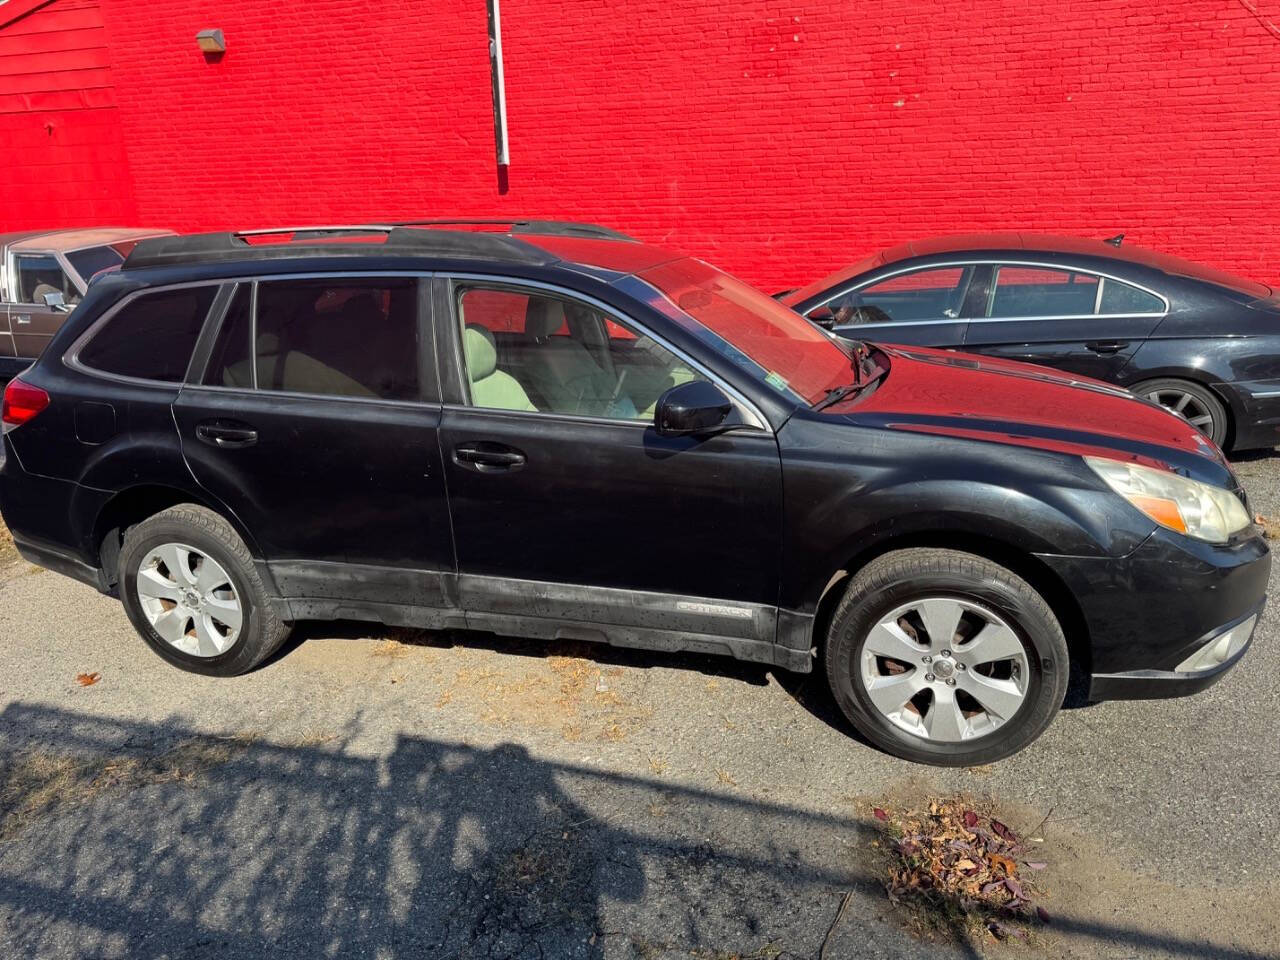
<box><xmin>1</xmin><ymin>454</ymin><xmax>1278</xmax><ymax>959</ymax></box>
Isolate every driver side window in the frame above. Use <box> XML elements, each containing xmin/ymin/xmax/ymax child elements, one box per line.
<box><xmin>457</xmin><ymin>285</ymin><xmax>703</xmax><ymax>421</ymax></box>
<box><xmin>812</xmin><ymin>266</ymin><xmax>971</xmax><ymax>325</ymax></box>
<box><xmin>14</xmin><ymin>253</ymin><xmax>78</xmax><ymax>306</ymax></box>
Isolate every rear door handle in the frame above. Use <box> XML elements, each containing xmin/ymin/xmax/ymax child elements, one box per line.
<box><xmin>14</xmin><ymin>315</ymin><xmax>31</xmax><ymax>325</ymax></box>
<box><xmin>196</xmin><ymin>420</ymin><xmax>258</xmax><ymax>448</ymax></box>
<box><xmin>453</xmin><ymin>443</ymin><xmax>526</xmax><ymax>471</ymax></box>
<box><xmin>1085</xmin><ymin>340</ymin><xmax>1129</xmax><ymax>355</ymax></box>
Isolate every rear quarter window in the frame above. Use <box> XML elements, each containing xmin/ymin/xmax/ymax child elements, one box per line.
<box><xmin>78</xmin><ymin>285</ymin><xmax>217</xmax><ymax>382</ymax></box>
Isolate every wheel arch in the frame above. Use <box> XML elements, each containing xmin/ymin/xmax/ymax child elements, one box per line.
<box><xmin>811</xmin><ymin>529</ymin><xmax>1092</xmax><ymax>687</ymax></box>
<box><xmin>91</xmin><ymin>483</ymin><xmax>266</xmax><ymax>591</ymax></box>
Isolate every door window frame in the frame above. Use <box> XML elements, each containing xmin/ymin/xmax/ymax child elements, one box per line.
<box><xmin>807</xmin><ymin>264</ymin><xmax>978</xmax><ymax>325</ymax></box>
<box><xmin>9</xmin><ymin>250</ymin><xmax>80</xmax><ymax>306</ymax></box>
<box><xmin>817</xmin><ymin>259</ymin><xmax>1170</xmax><ymax>326</ymax></box>
<box><xmin>437</xmin><ymin>274</ymin><xmax>771</xmax><ymax>433</ymax></box>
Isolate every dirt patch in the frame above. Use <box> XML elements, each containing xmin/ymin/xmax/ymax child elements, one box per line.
<box><xmin>0</xmin><ymin>734</ymin><xmax>255</xmax><ymax>842</ymax></box>
<box><xmin>433</xmin><ymin>644</ymin><xmax>654</xmax><ymax>742</ymax></box>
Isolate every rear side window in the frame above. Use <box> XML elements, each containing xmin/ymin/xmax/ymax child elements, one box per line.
<box><xmin>1099</xmin><ymin>280</ymin><xmax>1164</xmax><ymax>314</ymax></box>
<box><xmin>79</xmin><ymin>285</ymin><xmax>217</xmax><ymax>382</ymax></box>
<box><xmin>989</xmin><ymin>267</ymin><xmax>1099</xmax><ymax>318</ymax></box>
<box><xmin>203</xmin><ymin>277</ymin><xmax>419</xmax><ymax>401</ymax></box>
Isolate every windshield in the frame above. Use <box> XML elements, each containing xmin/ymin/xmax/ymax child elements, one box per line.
<box><xmin>633</xmin><ymin>258</ymin><xmax>857</xmax><ymax>405</ymax></box>
<box><xmin>66</xmin><ymin>244</ymin><xmax>125</xmax><ymax>285</ymax></box>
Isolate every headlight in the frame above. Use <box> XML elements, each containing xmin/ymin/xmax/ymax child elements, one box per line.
<box><xmin>1085</xmin><ymin>456</ymin><xmax>1252</xmax><ymax>543</ymax></box>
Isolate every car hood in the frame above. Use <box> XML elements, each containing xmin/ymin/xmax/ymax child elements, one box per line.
<box><xmin>828</xmin><ymin>345</ymin><xmax>1234</xmax><ymax>484</ymax></box>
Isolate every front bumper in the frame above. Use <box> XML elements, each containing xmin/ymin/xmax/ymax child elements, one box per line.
<box><xmin>1038</xmin><ymin>527</ymin><xmax>1270</xmax><ymax>702</ymax></box>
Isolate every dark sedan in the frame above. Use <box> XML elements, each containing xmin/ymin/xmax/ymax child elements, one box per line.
<box><xmin>780</xmin><ymin>234</ymin><xmax>1280</xmax><ymax>451</ymax></box>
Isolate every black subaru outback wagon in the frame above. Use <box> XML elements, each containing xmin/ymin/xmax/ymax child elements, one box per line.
<box><xmin>0</xmin><ymin>222</ymin><xmax>1268</xmax><ymax>766</ymax></box>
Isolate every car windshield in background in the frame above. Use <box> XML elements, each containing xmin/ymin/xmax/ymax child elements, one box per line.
<box><xmin>779</xmin><ymin>251</ymin><xmax>885</xmax><ymax>307</ymax></box>
<box><xmin>633</xmin><ymin>258</ymin><xmax>856</xmax><ymax>406</ymax></box>
<box><xmin>66</xmin><ymin>245</ymin><xmax>125</xmax><ymax>284</ymax></box>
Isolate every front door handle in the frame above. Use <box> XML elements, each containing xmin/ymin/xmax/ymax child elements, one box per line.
<box><xmin>14</xmin><ymin>315</ymin><xmax>31</xmax><ymax>325</ymax></box>
<box><xmin>453</xmin><ymin>442</ymin><xmax>526</xmax><ymax>472</ymax></box>
<box><xmin>1085</xmin><ymin>340</ymin><xmax>1129</xmax><ymax>355</ymax></box>
<box><xmin>196</xmin><ymin>420</ymin><xmax>258</xmax><ymax>449</ymax></box>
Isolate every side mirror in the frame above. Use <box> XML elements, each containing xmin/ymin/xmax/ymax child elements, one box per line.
<box><xmin>655</xmin><ymin>380</ymin><xmax>735</xmax><ymax>437</ymax></box>
<box><xmin>42</xmin><ymin>291</ymin><xmax>69</xmax><ymax>312</ymax></box>
<box><xmin>806</xmin><ymin>305</ymin><xmax>837</xmax><ymax>330</ymax></box>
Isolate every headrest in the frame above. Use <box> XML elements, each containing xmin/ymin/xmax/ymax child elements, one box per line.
<box><xmin>464</xmin><ymin>325</ymin><xmax>497</xmax><ymax>380</ymax></box>
<box><xmin>524</xmin><ymin>297</ymin><xmax>566</xmax><ymax>340</ymax></box>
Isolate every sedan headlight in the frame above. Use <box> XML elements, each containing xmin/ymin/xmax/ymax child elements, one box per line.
<box><xmin>1085</xmin><ymin>456</ymin><xmax>1252</xmax><ymax>543</ymax></box>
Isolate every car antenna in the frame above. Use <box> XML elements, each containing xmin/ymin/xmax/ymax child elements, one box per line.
<box><xmin>1104</xmin><ymin>233</ymin><xmax>1124</xmax><ymax>247</ymax></box>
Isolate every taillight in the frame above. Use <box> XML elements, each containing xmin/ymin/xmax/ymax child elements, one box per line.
<box><xmin>1</xmin><ymin>377</ymin><xmax>50</xmax><ymax>433</ymax></box>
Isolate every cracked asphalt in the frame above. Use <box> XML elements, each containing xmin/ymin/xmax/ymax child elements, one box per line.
<box><xmin>1</xmin><ymin>453</ymin><xmax>1278</xmax><ymax>959</ymax></box>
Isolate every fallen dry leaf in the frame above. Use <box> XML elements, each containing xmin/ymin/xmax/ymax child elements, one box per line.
<box><xmin>873</xmin><ymin>807</ymin><xmax>889</xmax><ymax>821</ymax></box>
<box><xmin>75</xmin><ymin>673</ymin><xmax>101</xmax><ymax>687</ymax></box>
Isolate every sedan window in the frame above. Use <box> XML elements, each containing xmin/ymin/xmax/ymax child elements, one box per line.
<box><xmin>13</xmin><ymin>253</ymin><xmax>79</xmax><ymax>306</ymax></box>
<box><xmin>828</xmin><ymin>267</ymin><xmax>972</xmax><ymax>324</ymax></box>
<box><xmin>989</xmin><ymin>266</ymin><xmax>1098</xmax><ymax>318</ymax></box>
<box><xmin>1099</xmin><ymin>279</ymin><xmax>1164</xmax><ymax>314</ymax></box>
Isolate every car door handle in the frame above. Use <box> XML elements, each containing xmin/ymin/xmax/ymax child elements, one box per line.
<box><xmin>453</xmin><ymin>443</ymin><xmax>526</xmax><ymax>471</ymax></box>
<box><xmin>1085</xmin><ymin>340</ymin><xmax>1129</xmax><ymax>355</ymax></box>
<box><xmin>196</xmin><ymin>420</ymin><xmax>258</xmax><ymax>449</ymax></box>
<box><xmin>14</xmin><ymin>315</ymin><xmax>31</xmax><ymax>325</ymax></box>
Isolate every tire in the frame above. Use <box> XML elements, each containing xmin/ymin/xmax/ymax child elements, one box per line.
<box><xmin>118</xmin><ymin>504</ymin><xmax>290</xmax><ymax>676</ymax></box>
<box><xmin>824</xmin><ymin>548</ymin><xmax>1069</xmax><ymax>766</ymax></box>
<box><xmin>1132</xmin><ymin>377</ymin><xmax>1229</xmax><ymax>449</ymax></box>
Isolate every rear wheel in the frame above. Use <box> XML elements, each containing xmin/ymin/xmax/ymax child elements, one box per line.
<box><xmin>1133</xmin><ymin>378</ymin><xmax>1228</xmax><ymax>448</ymax></box>
<box><xmin>824</xmin><ymin>548</ymin><xmax>1069</xmax><ymax>766</ymax></box>
<box><xmin>118</xmin><ymin>504</ymin><xmax>290</xmax><ymax>676</ymax></box>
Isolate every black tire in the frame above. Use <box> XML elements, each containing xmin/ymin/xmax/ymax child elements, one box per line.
<box><xmin>118</xmin><ymin>504</ymin><xmax>290</xmax><ymax>676</ymax></box>
<box><xmin>824</xmin><ymin>548</ymin><xmax>1069</xmax><ymax>766</ymax></box>
<box><xmin>1132</xmin><ymin>377</ymin><xmax>1229</xmax><ymax>448</ymax></box>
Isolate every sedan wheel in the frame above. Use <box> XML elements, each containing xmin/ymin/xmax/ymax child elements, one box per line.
<box><xmin>1135</xmin><ymin>378</ymin><xmax>1228</xmax><ymax>447</ymax></box>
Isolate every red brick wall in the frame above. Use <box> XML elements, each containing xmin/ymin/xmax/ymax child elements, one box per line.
<box><xmin>0</xmin><ymin>0</ymin><xmax>136</xmax><ymax>228</ymax></box>
<box><xmin>7</xmin><ymin>0</ymin><xmax>1280</xmax><ymax>290</ymax></box>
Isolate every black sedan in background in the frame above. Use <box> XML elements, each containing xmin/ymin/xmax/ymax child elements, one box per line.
<box><xmin>780</xmin><ymin>234</ymin><xmax>1280</xmax><ymax>451</ymax></box>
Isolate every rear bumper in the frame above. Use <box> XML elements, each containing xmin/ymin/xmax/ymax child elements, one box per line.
<box><xmin>1216</xmin><ymin>379</ymin><xmax>1280</xmax><ymax>450</ymax></box>
<box><xmin>1038</xmin><ymin>528</ymin><xmax>1270</xmax><ymax>702</ymax></box>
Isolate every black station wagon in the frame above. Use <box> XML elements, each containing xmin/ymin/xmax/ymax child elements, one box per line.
<box><xmin>780</xmin><ymin>234</ymin><xmax>1280</xmax><ymax>451</ymax></box>
<box><xmin>0</xmin><ymin>223</ymin><xmax>1267</xmax><ymax>766</ymax></box>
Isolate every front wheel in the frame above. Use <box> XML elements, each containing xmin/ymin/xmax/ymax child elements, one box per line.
<box><xmin>824</xmin><ymin>548</ymin><xmax>1069</xmax><ymax>766</ymax></box>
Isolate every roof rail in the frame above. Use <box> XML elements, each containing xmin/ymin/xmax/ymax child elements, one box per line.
<box><xmin>395</xmin><ymin>219</ymin><xmax>636</xmax><ymax>241</ymax></box>
<box><xmin>122</xmin><ymin>226</ymin><xmax>553</xmax><ymax>270</ymax></box>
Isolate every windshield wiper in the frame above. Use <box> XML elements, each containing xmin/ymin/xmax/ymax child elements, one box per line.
<box><xmin>814</xmin><ymin>383</ymin><xmax>863</xmax><ymax>411</ymax></box>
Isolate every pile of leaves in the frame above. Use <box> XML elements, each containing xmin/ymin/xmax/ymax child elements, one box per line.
<box><xmin>874</xmin><ymin>798</ymin><xmax>1049</xmax><ymax>942</ymax></box>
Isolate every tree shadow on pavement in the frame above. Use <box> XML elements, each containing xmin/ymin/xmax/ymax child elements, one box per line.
<box><xmin>0</xmin><ymin>703</ymin><xmax>1270</xmax><ymax>960</ymax></box>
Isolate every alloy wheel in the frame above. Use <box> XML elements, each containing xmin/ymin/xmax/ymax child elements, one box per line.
<box><xmin>1144</xmin><ymin>387</ymin><xmax>1215</xmax><ymax>435</ymax></box>
<box><xmin>859</xmin><ymin>597</ymin><xmax>1029</xmax><ymax>742</ymax></box>
<box><xmin>135</xmin><ymin>542</ymin><xmax>243</xmax><ymax>657</ymax></box>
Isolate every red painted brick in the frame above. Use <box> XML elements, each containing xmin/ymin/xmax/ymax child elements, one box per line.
<box><xmin>2</xmin><ymin>0</ymin><xmax>1280</xmax><ymax>290</ymax></box>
